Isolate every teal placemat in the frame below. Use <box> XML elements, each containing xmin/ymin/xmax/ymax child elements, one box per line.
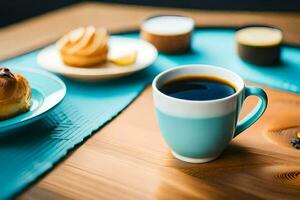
<box><xmin>0</xmin><ymin>29</ymin><xmax>299</xmax><ymax>199</ymax></box>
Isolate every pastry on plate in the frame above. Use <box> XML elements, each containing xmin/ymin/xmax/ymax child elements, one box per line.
<box><xmin>57</xmin><ymin>26</ymin><xmax>109</xmax><ymax>67</ymax></box>
<box><xmin>0</xmin><ymin>67</ymin><xmax>31</xmax><ymax>120</ymax></box>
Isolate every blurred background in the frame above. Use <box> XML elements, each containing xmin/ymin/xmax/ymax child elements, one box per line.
<box><xmin>1</xmin><ymin>0</ymin><xmax>299</xmax><ymax>27</ymax></box>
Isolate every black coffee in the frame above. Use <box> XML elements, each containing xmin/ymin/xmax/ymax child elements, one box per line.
<box><xmin>159</xmin><ymin>76</ymin><xmax>236</xmax><ymax>101</ymax></box>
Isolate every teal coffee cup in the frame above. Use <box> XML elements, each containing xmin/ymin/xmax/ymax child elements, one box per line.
<box><xmin>152</xmin><ymin>65</ymin><xmax>268</xmax><ymax>163</ymax></box>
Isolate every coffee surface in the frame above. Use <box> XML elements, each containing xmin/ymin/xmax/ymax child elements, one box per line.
<box><xmin>159</xmin><ymin>76</ymin><xmax>236</xmax><ymax>101</ymax></box>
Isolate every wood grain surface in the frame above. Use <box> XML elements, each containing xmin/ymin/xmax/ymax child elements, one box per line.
<box><xmin>21</xmin><ymin>85</ymin><xmax>300</xmax><ymax>200</ymax></box>
<box><xmin>0</xmin><ymin>2</ymin><xmax>298</xmax><ymax>200</ymax></box>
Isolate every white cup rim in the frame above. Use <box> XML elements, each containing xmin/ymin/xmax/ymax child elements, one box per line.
<box><xmin>152</xmin><ymin>64</ymin><xmax>245</xmax><ymax>104</ymax></box>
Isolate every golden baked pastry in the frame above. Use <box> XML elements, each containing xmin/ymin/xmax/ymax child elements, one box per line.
<box><xmin>57</xmin><ymin>26</ymin><xmax>109</xmax><ymax>67</ymax></box>
<box><xmin>0</xmin><ymin>67</ymin><xmax>31</xmax><ymax>120</ymax></box>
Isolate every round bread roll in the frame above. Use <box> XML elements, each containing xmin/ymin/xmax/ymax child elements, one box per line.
<box><xmin>0</xmin><ymin>67</ymin><xmax>31</xmax><ymax>120</ymax></box>
<box><xmin>57</xmin><ymin>26</ymin><xmax>109</xmax><ymax>67</ymax></box>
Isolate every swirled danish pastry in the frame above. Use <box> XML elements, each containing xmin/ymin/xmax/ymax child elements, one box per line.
<box><xmin>57</xmin><ymin>26</ymin><xmax>109</xmax><ymax>67</ymax></box>
<box><xmin>0</xmin><ymin>67</ymin><xmax>31</xmax><ymax>120</ymax></box>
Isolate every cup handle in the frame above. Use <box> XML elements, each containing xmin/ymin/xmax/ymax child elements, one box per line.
<box><xmin>234</xmin><ymin>86</ymin><xmax>268</xmax><ymax>137</ymax></box>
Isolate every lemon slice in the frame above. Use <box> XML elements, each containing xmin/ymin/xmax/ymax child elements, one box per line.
<box><xmin>109</xmin><ymin>50</ymin><xmax>137</xmax><ymax>66</ymax></box>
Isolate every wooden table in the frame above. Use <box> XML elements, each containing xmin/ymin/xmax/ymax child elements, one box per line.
<box><xmin>0</xmin><ymin>2</ymin><xmax>299</xmax><ymax>200</ymax></box>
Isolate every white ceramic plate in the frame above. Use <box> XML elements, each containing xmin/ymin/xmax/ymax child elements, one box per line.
<box><xmin>37</xmin><ymin>36</ymin><xmax>158</xmax><ymax>80</ymax></box>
